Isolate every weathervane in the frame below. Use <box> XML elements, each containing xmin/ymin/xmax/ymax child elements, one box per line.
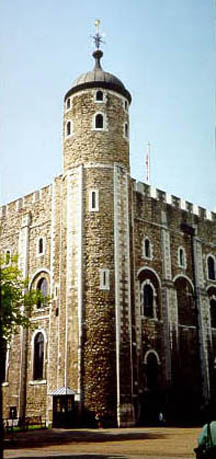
<box><xmin>92</xmin><ymin>19</ymin><xmax>105</xmax><ymax>49</ymax></box>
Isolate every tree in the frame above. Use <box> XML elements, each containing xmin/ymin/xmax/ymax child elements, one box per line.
<box><xmin>0</xmin><ymin>254</ymin><xmax>45</xmax><ymax>459</ymax></box>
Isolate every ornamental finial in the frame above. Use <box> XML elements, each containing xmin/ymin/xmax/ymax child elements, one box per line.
<box><xmin>92</xmin><ymin>19</ymin><xmax>105</xmax><ymax>49</ymax></box>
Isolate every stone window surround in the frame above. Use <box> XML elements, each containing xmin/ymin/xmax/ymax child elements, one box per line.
<box><xmin>143</xmin><ymin>349</ymin><xmax>161</xmax><ymax>365</ymax></box>
<box><xmin>89</xmin><ymin>189</ymin><xmax>99</xmax><ymax>212</ymax></box>
<box><xmin>94</xmin><ymin>89</ymin><xmax>106</xmax><ymax>103</ymax></box>
<box><xmin>141</xmin><ymin>237</ymin><xmax>153</xmax><ymax>260</ymax></box>
<box><xmin>36</xmin><ymin>236</ymin><xmax>45</xmax><ymax>257</ymax></box>
<box><xmin>99</xmin><ymin>268</ymin><xmax>110</xmax><ymax>290</ymax></box>
<box><xmin>178</xmin><ymin>246</ymin><xmax>187</xmax><ymax>269</ymax></box>
<box><xmin>140</xmin><ymin>279</ymin><xmax>157</xmax><ymax>319</ymax></box>
<box><xmin>65</xmin><ymin>97</ymin><xmax>72</xmax><ymax>112</ymax></box>
<box><xmin>29</xmin><ymin>269</ymin><xmax>50</xmax><ymax>311</ymax></box>
<box><xmin>31</xmin><ymin>328</ymin><xmax>47</xmax><ymax>382</ymax></box>
<box><xmin>65</xmin><ymin>119</ymin><xmax>74</xmax><ymax>138</ymax></box>
<box><xmin>92</xmin><ymin>111</ymin><xmax>107</xmax><ymax>131</ymax></box>
<box><xmin>206</xmin><ymin>254</ymin><xmax>216</xmax><ymax>281</ymax></box>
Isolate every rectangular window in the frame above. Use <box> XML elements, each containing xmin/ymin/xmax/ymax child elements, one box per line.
<box><xmin>89</xmin><ymin>189</ymin><xmax>99</xmax><ymax>211</ymax></box>
<box><xmin>100</xmin><ymin>269</ymin><xmax>110</xmax><ymax>290</ymax></box>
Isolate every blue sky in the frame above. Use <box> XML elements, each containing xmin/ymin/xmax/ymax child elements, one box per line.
<box><xmin>1</xmin><ymin>0</ymin><xmax>215</xmax><ymax>210</ymax></box>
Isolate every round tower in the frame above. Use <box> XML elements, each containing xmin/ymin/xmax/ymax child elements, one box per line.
<box><xmin>63</xmin><ymin>48</ymin><xmax>131</xmax><ymax>172</ymax></box>
<box><xmin>60</xmin><ymin>38</ymin><xmax>134</xmax><ymax>427</ymax></box>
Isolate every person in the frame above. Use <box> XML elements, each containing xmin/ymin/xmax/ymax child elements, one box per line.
<box><xmin>194</xmin><ymin>406</ymin><xmax>216</xmax><ymax>458</ymax></box>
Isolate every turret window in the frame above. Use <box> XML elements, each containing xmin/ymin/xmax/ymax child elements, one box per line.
<box><xmin>96</xmin><ymin>90</ymin><xmax>104</xmax><ymax>102</ymax></box>
<box><xmin>95</xmin><ymin>113</ymin><xmax>103</xmax><ymax>129</ymax></box>
<box><xmin>66</xmin><ymin>98</ymin><xmax>71</xmax><ymax>110</ymax></box>
<box><xmin>124</xmin><ymin>122</ymin><xmax>129</xmax><ymax>139</ymax></box>
<box><xmin>65</xmin><ymin>120</ymin><xmax>73</xmax><ymax>138</ymax></box>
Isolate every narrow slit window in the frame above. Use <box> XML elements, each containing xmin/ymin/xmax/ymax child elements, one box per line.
<box><xmin>90</xmin><ymin>190</ymin><xmax>99</xmax><ymax>211</ymax></box>
<box><xmin>38</xmin><ymin>238</ymin><xmax>44</xmax><ymax>255</ymax></box>
<box><xmin>66</xmin><ymin>120</ymin><xmax>72</xmax><ymax>137</ymax></box>
<box><xmin>208</xmin><ymin>256</ymin><xmax>216</xmax><ymax>280</ymax></box>
<box><xmin>124</xmin><ymin>122</ymin><xmax>129</xmax><ymax>138</ymax></box>
<box><xmin>66</xmin><ymin>98</ymin><xmax>71</xmax><ymax>110</ymax></box>
<box><xmin>100</xmin><ymin>269</ymin><xmax>110</xmax><ymax>290</ymax></box>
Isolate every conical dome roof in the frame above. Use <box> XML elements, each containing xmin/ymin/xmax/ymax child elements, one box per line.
<box><xmin>64</xmin><ymin>49</ymin><xmax>131</xmax><ymax>103</ymax></box>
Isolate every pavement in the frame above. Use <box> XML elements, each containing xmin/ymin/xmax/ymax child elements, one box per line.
<box><xmin>3</xmin><ymin>426</ymin><xmax>201</xmax><ymax>459</ymax></box>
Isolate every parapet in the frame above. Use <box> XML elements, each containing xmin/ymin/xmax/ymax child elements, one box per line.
<box><xmin>135</xmin><ymin>181</ymin><xmax>216</xmax><ymax>222</ymax></box>
<box><xmin>0</xmin><ymin>182</ymin><xmax>53</xmax><ymax>218</ymax></box>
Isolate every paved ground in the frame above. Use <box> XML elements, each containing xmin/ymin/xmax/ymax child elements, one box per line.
<box><xmin>4</xmin><ymin>426</ymin><xmax>200</xmax><ymax>459</ymax></box>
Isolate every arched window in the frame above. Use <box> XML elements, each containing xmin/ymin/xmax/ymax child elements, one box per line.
<box><xmin>38</xmin><ymin>238</ymin><xmax>44</xmax><ymax>255</ymax></box>
<box><xmin>208</xmin><ymin>256</ymin><xmax>216</xmax><ymax>280</ymax></box>
<box><xmin>143</xmin><ymin>284</ymin><xmax>154</xmax><ymax>318</ymax></box>
<box><xmin>89</xmin><ymin>189</ymin><xmax>99</xmax><ymax>211</ymax></box>
<box><xmin>37</xmin><ymin>278</ymin><xmax>48</xmax><ymax>309</ymax></box>
<box><xmin>95</xmin><ymin>113</ymin><xmax>103</xmax><ymax>129</ymax></box>
<box><xmin>66</xmin><ymin>120</ymin><xmax>72</xmax><ymax>137</ymax></box>
<box><xmin>210</xmin><ymin>298</ymin><xmax>216</xmax><ymax>328</ymax></box>
<box><xmin>33</xmin><ymin>332</ymin><xmax>44</xmax><ymax>380</ymax></box>
<box><xmin>96</xmin><ymin>90</ymin><xmax>103</xmax><ymax>101</ymax></box>
<box><xmin>142</xmin><ymin>238</ymin><xmax>152</xmax><ymax>259</ymax></box>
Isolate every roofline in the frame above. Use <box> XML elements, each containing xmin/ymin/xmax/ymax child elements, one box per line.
<box><xmin>64</xmin><ymin>81</ymin><xmax>132</xmax><ymax>104</ymax></box>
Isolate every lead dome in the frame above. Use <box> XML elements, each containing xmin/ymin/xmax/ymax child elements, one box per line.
<box><xmin>64</xmin><ymin>49</ymin><xmax>131</xmax><ymax>103</ymax></box>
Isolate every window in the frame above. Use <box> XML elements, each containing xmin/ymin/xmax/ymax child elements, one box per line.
<box><xmin>38</xmin><ymin>238</ymin><xmax>44</xmax><ymax>255</ymax></box>
<box><xmin>210</xmin><ymin>298</ymin><xmax>216</xmax><ymax>328</ymax></box>
<box><xmin>124</xmin><ymin>100</ymin><xmax>128</xmax><ymax>111</ymax></box>
<box><xmin>142</xmin><ymin>238</ymin><xmax>152</xmax><ymax>259</ymax></box>
<box><xmin>33</xmin><ymin>332</ymin><xmax>44</xmax><ymax>380</ymax></box>
<box><xmin>207</xmin><ymin>256</ymin><xmax>216</xmax><ymax>280</ymax></box>
<box><xmin>100</xmin><ymin>269</ymin><xmax>110</xmax><ymax>290</ymax></box>
<box><xmin>65</xmin><ymin>120</ymin><xmax>72</xmax><ymax>137</ymax></box>
<box><xmin>36</xmin><ymin>278</ymin><xmax>48</xmax><ymax>309</ymax></box>
<box><xmin>89</xmin><ymin>189</ymin><xmax>99</xmax><ymax>211</ymax></box>
<box><xmin>178</xmin><ymin>247</ymin><xmax>186</xmax><ymax>268</ymax></box>
<box><xmin>143</xmin><ymin>284</ymin><xmax>154</xmax><ymax>318</ymax></box>
<box><xmin>124</xmin><ymin>122</ymin><xmax>129</xmax><ymax>138</ymax></box>
<box><xmin>5</xmin><ymin>250</ymin><xmax>11</xmax><ymax>265</ymax></box>
<box><xmin>95</xmin><ymin>113</ymin><xmax>103</xmax><ymax>129</ymax></box>
<box><xmin>96</xmin><ymin>90</ymin><xmax>103</xmax><ymax>102</ymax></box>
<box><xmin>66</xmin><ymin>98</ymin><xmax>71</xmax><ymax>110</ymax></box>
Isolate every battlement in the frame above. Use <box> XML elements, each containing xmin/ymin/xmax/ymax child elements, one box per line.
<box><xmin>0</xmin><ymin>183</ymin><xmax>53</xmax><ymax>218</ymax></box>
<box><xmin>135</xmin><ymin>181</ymin><xmax>216</xmax><ymax>222</ymax></box>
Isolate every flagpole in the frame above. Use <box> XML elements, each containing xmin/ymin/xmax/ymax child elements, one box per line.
<box><xmin>146</xmin><ymin>142</ymin><xmax>151</xmax><ymax>184</ymax></box>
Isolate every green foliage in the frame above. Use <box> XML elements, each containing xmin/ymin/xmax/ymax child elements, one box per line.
<box><xmin>0</xmin><ymin>254</ymin><xmax>46</xmax><ymax>340</ymax></box>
